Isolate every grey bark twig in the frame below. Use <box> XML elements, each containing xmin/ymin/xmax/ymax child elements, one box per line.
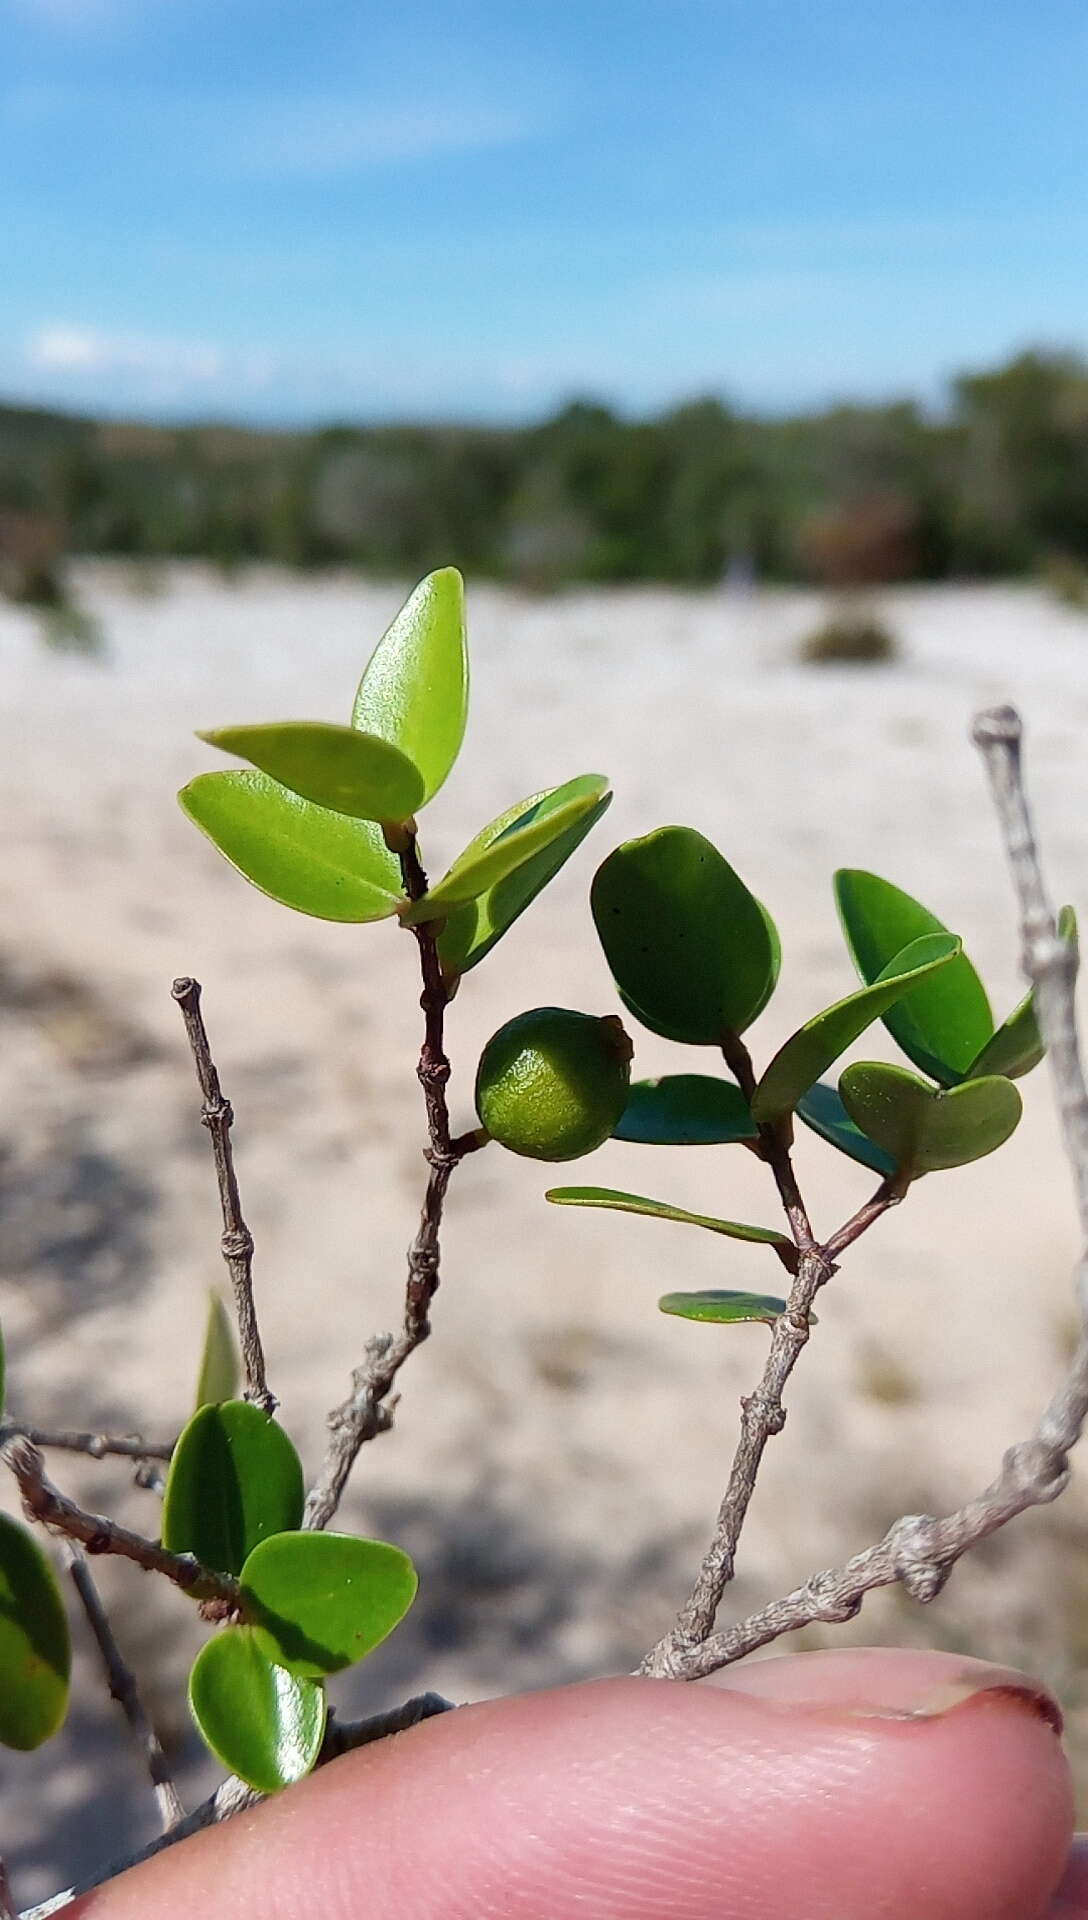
<box><xmin>0</xmin><ymin>1423</ymin><xmax>173</xmax><ymax>1464</ymax></box>
<box><xmin>62</xmin><ymin>1545</ymin><xmax>184</xmax><ymax>1832</ymax></box>
<box><xmin>3</xmin><ymin>1438</ymin><xmax>238</xmax><ymax>1608</ymax></box>
<box><xmin>172</xmin><ymin>977</ymin><xmax>274</xmax><ymax>1415</ymax></box>
<box><xmin>647</xmin><ymin>703</ymin><xmax>1088</xmax><ymax>1680</ymax></box>
<box><xmin>0</xmin><ymin>1857</ymin><xmax>16</xmax><ymax>1920</ymax></box>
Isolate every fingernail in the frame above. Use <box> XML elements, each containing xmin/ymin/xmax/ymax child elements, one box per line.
<box><xmin>706</xmin><ymin>1648</ymin><xmax>1064</xmax><ymax>1734</ymax></box>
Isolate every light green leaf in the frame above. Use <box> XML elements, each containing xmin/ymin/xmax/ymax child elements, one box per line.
<box><xmin>659</xmin><ymin>1290</ymin><xmax>793</xmax><ymax>1325</ymax></box>
<box><xmin>162</xmin><ymin>1401</ymin><xmax>305</xmax><ymax>1578</ymax></box>
<box><xmin>545</xmin><ymin>1185</ymin><xmax>797</xmax><ymax>1267</ymax></box>
<box><xmin>242</xmin><ymin>1532</ymin><xmax>418</xmax><ymax>1679</ymax></box>
<box><xmin>195</xmin><ymin>1293</ymin><xmax>239</xmax><ymax>1410</ymax></box>
<box><xmin>751</xmin><ymin>934</ymin><xmax>960</xmax><ymax>1128</ymax></box>
<box><xmin>352</xmin><ymin>568</ymin><xmax>468</xmax><ymax>804</ymax></box>
<box><xmin>795</xmin><ymin>1081</ymin><xmax>898</xmax><ymax>1176</ymax></box>
<box><xmin>0</xmin><ymin>1514</ymin><xmax>70</xmax><ymax>1751</ymax></box>
<box><xmin>437</xmin><ymin>784</ymin><xmax>611</xmax><ymax>979</ymax></box>
<box><xmin>966</xmin><ymin>906</ymin><xmax>1077</xmax><ymax>1080</ymax></box>
<box><xmin>199</xmin><ymin>722</ymin><xmax>424</xmax><ymax>824</ymax></box>
<box><xmin>614</xmin><ymin>1075</ymin><xmax>756</xmax><ymax>1145</ymax></box>
<box><xmin>839</xmin><ymin>1062</ymin><xmax>1022</xmax><ymax>1177</ymax></box>
<box><xmin>406</xmin><ymin>774</ymin><xmax>609</xmax><ymax>923</ymax></box>
<box><xmin>834</xmin><ymin>869</ymin><xmax>993</xmax><ymax>1084</ymax></box>
<box><xmin>592</xmin><ymin>827</ymin><xmax>775</xmax><ymax>1044</ymax></box>
<box><xmin>179</xmin><ymin>770</ymin><xmax>405</xmax><ymax>923</ymax></box>
<box><xmin>189</xmin><ymin>1627</ymin><xmax>325</xmax><ymax>1794</ymax></box>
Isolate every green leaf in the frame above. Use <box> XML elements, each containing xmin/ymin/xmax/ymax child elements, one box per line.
<box><xmin>795</xmin><ymin>1081</ymin><xmax>898</xmax><ymax>1176</ymax></box>
<box><xmin>195</xmin><ymin>1293</ymin><xmax>239</xmax><ymax>1410</ymax></box>
<box><xmin>748</xmin><ymin>898</ymin><xmax>783</xmax><ymax>1024</ymax></box>
<box><xmin>241</xmin><ymin>1532</ymin><xmax>418</xmax><ymax>1678</ymax></box>
<box><xmin>189</xmin><ymin>1627</ymin><xmax>325</xmax><ymax>1794</ymax></box>
<box><xmin>406</xmin><ymin>774</ymin><xmax>610</xmax><ymax>924</ymax></box>
<box><xmin>180</xmin><ymin>771</ymin><xmax>405</xmax><ymax>924</ymax></box>
<box><xmin>591</xmin><ymin>827</ymin><xmax>775</xmax><ymax>1044</ymax></box>
<box><xmin>351</xmin><ymin>568</ymin><xmax>468</xmax><ymax>804</ymax></box>
<box><xmin>162</xmin><ymin>1401</ymin><xmax>304</xmax><ymax>1577</ymax></box>
<box><xmin>437</xmin><ymin>784</ymin><xmax>611</xmax><ymax>979</ymax></box>
<box><xmin>199</xmin><ymin>723</ymin><xmax>424</xmax><ymax>824</ymax></box>
<box><xmin>834</xmin><ymin>870</ymin><xmax>993</xmax><ymax>1084</ymax></box>
<box><xmin>545</xmin><ymin>1186</ymin><xmax>797</xmax><ymax>1267</ymax></box>
<box><xmin>966</xmin><ymin>906</ymin><xmax>1077</xmax><ymax>1080</ymax></box>
<box><xmin>0</xmin><ymin>1514</ymin><xmax>70</xmax><ymax>1750</ymax></box>
<box><xmin>839</xmin><ymin>1062</ymin><xmax>1022</xmax><ymax>1177</ymax></box>
<box><xmin>659</xmin><ymin>1290</ymin><xmax>792</xmax><ymax>1325</ymax></box>
<box><xmin>751</xmin><ymin>934</ymin><xmax>960</xmax><ymax>1128</ymax></box>
<box><xmin>614</xmin><ymin>1075</ymin><xmax>757</xmax><ymax>1145</ymax></box>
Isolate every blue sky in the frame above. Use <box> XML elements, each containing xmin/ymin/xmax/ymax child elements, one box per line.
<box><xmin>2</xmin><ymin>0</ymin><xmax>1086</xmax><ymax>423</ymax></box>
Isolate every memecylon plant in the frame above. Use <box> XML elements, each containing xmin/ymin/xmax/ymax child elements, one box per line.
<box><xmin>3</xmin><ymin>572</ymin><xmax>1088</xmax><ymax>1915</ymax></box>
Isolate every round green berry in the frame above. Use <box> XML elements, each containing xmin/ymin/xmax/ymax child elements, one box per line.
<box><xmin>475</xmin><ymin>1008</ymin><xmax>633</xmax><ymax>1162</ymax></box>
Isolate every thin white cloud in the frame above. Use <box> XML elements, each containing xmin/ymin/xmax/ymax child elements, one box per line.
<box><xmin>208</xmin><ymin>94</ymin><xmax>540</xmax><ymax>179</ymax></box>
<box><xmin>30</xmin><ymin>325</ymin><xmax>226</xmax><ymax>384</ymax></box>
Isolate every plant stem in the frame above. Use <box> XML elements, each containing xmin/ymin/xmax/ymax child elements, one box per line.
<box><xmin>0</xmin><ymin>1423</ymin><xmax>173</xmax><ymax>1464</ymax></box>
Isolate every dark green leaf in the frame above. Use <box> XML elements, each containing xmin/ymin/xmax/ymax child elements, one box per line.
<box><xmin>162</xmin><ymin>1401</ymin><xmax>304</xmax><ymax>1577</ymax></box>
<box><xmin>242</xmin><ymin>1531</ymin><xmax>418</xmax><ymax>1678</ymax></box>
<box><xmin>179</xmin><ymin>771</ymin><xmax>405</xmax><ymax>924</ymax></box>
<box><xmin>188</xmin><ymin>1627</ymin><xmax>325</xmax><ymax>1794</ymax></box>
<box><xmin>751</xmin><ymin>934</ymin><xmax>960</xmax><ymax>1128</ymax></box>
<box><xmin>658</xmin><ymin>1290</ymin><xmax>792</xmax><ymax>1325</ymax></box>
<box><xmin>839</xmin><ymin>1062</ymin><xmax>1022</xmax><ymax>1177</ymax></box>
<box><xmin>748</xmin><ymin>898</ymin><xmax>783</xmax><ymax>1024</ymax></box>
<box><xmin>199</xmin><ymin>723</ymin><xmax>424</xmax><ymax>824</ymax></box>
<box><xmin>834</xmin><ymin>869</ymin><xmax>993</xmax><ymax>1084</ymax></box>
<box><xmin>545</xmin><ymin>1186</ymin><xmax>796</xmax><ymax>1267</ymax></box>
<box><xmin>351</xmin><ymin>568</ymin><xmax>468</xmax><ymax>804</ymax></box>
<box><xmin>795</xmin><ymin>1081</ymin><xmax>898</xmax><ymax>1176</ymax></box>
<box><xmin>966</xmin><ymin>906</ymin><xmax>1077</xmax><ymax>1080</ymax></box>
<box><xmin>407</xmin><ymin>774</ymin><xmax>609</xmax><ymax>924</ymax></box>
<box><xmin>437</xmin><ymin>785</ymin><xmax>611</xmax><ymax>980</ymax></box>
<box><xmin>591</xmin><ymin>827</ymin><xmax>775</xmax><ymax>1044</ymax></box>
<box><xmin>0</xmin><ymin>1514</ymin><xmax>70</xmax><ymax>1750</ymax></box>
<box><xmin>195</xmin><ymin>1292</ymin><xmax>239</xmax><ymax>1410</ymax></box>
<box><xmin>614</xmin><ymin>1075</ymin><xmax>756</xmax><ymax>1145</ymax></box>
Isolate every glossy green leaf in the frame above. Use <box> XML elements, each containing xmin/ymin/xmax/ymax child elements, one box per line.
<box><xmin>613</xmin><ymin>1075</ymin><xmax>756</xmax><ymax>1145</ymax></box>
<box><xmin>751</xmin><ymin>934</ymin><xmax>960</xmax><ymax>1128</ymax></box>
<box><xmin>351</xmin><ymin>568</ymin><xmax>467</xmax><ymax>804</ymax></box>
<box><xmin>437</xmin><ymin>785</ymin><xmax>611</xmax><ymax>979</ymax></box>
<box><xmin>189</xmin><ymin>1627</ymin><xmax>325</xmax><ymax>1794</ymax></box>
<box><xmin>659</xmin><ymin>1290</ymin><xmax>791</xmax><ymax>1325</ymax></box>
<box><xmin>179</xmin><ymin>771</ymin><xmax>405</xmax><ymax>924</ymax></box>
<box><xmin>966</xmin><ymin>906</ymin><xmax>1077</xmax><ymax>1080</ymax></box>
<box><xmin>839</xmin><ymin>1062</ymin><xmax>1022</xmax><ymax>1177</ymax></box>
<box><xmin>199</xmin><ymin>723</ymin><xmax>424</xmax><ymax>824</ymax></box>
<box><xmin>162</xmin><ymin>1401</ymin><xmax>304</xmax><ymax>1577</ymax></box>
<box><xmin>0</xmin><ymin>1514</ymin><xmax>70</xmax><ymax>1750</ymax></box>
<box><xmin>406</xmin><ymin>774</ymin><xmax>610</xmax><ymax>924</ymax></box>
<box><xmin>591</xmin><ymin>828</ymin><xmax>775</xmax><ymax>1044</ymax></box>
<box><xmin>241</xmin><ymin>1531</ymin><xmax>418</xmax><ymax>1678</ymax></box>
<box><xmin>748</xmin><ymin>898</ymin><xmax>783</xmax><ymax>1024</ymax></box>
<box><xmin>195</xmin><ymin>1292</ymin><xmax>239</xmax><ymax>1410</ymax></box>
<box><xmin>795</xmin><ymin>1081</ymin><xmax>898</xmax><ymax>1176</ymax></box>
<box><xmin>545</xmin><ymin>1186</ymin><xmax>796</xmax><ymax>1267</ymax></box>
<box><xmin>834</xmin><ymin>870</ymin><xmax>993</xmax><ymax>1084</ymax></box>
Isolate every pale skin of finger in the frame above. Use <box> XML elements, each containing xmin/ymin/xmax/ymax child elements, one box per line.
<box><xmin>68</xmin><ymin>1649</ymin><xmax>1076</xmax><ymax>1920</ymax></box>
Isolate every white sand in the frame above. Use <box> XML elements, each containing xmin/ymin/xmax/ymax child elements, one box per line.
<box><xmin>3</xmin><ymin>567</ymin><xmax>1088</xmax><ymax>1895</ymax></box>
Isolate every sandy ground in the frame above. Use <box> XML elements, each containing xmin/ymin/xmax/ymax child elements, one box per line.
<box><xmin>3</xmin><ymin>565</ymin><xmax>1088</xmax><ymax>1900</ymax></box>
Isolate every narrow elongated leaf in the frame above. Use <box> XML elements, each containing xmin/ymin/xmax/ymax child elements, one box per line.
<box><xmin>407</xmin><ymin>774</ymin><xmax>609</xmax><ymax>923</ymax></box>
<box><xmin>0</xmin><ymin>1514</ymin><xmax>70</xmax><ymax>1750</ymax></box>
<box><xmin>195</xmin><ymin>1292</ymin><xmax>239</xmax><ymax>1410</ymax></box>
<box><xmin>189</xmin><ymin>1628</ymin><xmax>325</xmax><ymax>1794</ymax></box>
<box><xmin>546</xmin><ymin>1186</ymin><xmax>797</xmax><ymax>1268</ymax></box>
<box><xmin>199</xmin><ymin>723</ymin><xmax>424</xmax><ymax>824</ymax></box>
<box><xmin>839</xmin><ymin>1062</ymin><xmax>1022</xmax><ymax>1177</ymax></box>
<box><xmin>180</xmin><ymin>771</ymin><xmax>404</xmax><ymax>924</ymax></box>
<box><xmin>162</xmin><ymin>1401</ymin><xmax>304</xmax><ymax>1577</ymax></box>
<box><xmin>834</xmin><ymin>870</ymin><xmax>993</xmax><ymax>1084</ymax></box>
<box><xmin>592</xmin><ymin>828</ymin><xmax>775</xmax><ymax>1044</ymax></box>
<box><xmin>614</xmin><ymin>1075</ymin><xmax>756</xmax><ymax>1145</ymax></box>
<box><xmin>352</xmin><ymin>569</ymin><xmax>467</xmax><ymax>804</ymax></box>
<box><xmin>966</xmin><ymin>906</ymin><xmax>1077</xmax><ymax>1081</ymax></box>
<box><xmin>659</xmin><ymin>1290</ymin><xmax>791</xmax><ymax>1325</ymax></box>
<box><xmin>795</xmin><ymin>1081</ymin><xmax>898</xmax><ymax>1176</ymax></box>
<box><xmin>751</xmin><ymin>934</ymin><xmax>960</xmax><ymax>1127</ymax></box>
<box><xmin>242</xmin><ymin>1532</ymin><xmax>418</xmax><ymax>1678</ymax></box>
<box><xmin>438</xmin><ymin>788</ymin><xmax>610</xmax><ymax>979</ymax></box>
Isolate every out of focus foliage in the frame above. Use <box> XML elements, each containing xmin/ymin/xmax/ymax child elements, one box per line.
<box><xmin>3</xmin><ymin>348</ymin><xmax>1088</xmax><ymax>591</ymax></box>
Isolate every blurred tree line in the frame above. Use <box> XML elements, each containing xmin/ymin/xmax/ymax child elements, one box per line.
<box><xmin>2</xmin><ymin>348</ymin><xmax>1087</xmax><ymax>597</ymax></box>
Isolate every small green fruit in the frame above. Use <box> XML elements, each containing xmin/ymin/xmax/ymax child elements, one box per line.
<box><xmin>475</xmin><ymin>1008</ymin><xmax>633</xmax><ymax>1161</ymax></box>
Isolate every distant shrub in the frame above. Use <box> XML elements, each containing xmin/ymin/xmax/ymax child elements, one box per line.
<box><xmin>0</xmin><ymin>509</ymin><xmax>65</xmax><ymax>609</ymax></box>
<box><xmin>799</xmin><ymin>606</ymin><xmax>898</xmax><ymax>665</ymax></box>
<box><xmin>38</xmin><ymin>602</ymin><xmax>105</xmax><ymax>659</ymax></box>
<box><xmin>801</xmin><ymin>497</ymin><xmax>919</xmax><ymax>587</ymax></box>
<box><xmin>1043</xmin><ymin>555</ymin><xmax>1088</xmax><ymax>612</ymax></box>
